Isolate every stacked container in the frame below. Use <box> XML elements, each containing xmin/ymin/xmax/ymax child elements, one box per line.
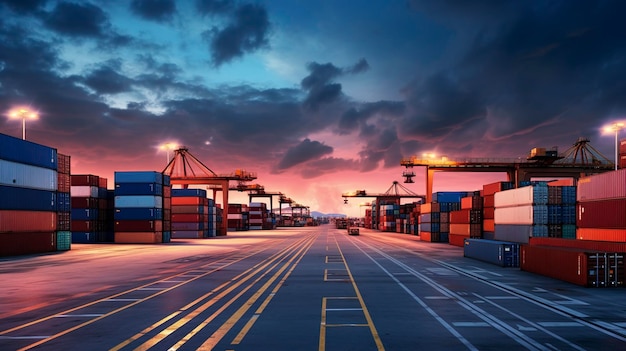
<box><xmin>0</xmin><ymin>133</ymin><xmax>59</xmax><ymax>256</ymax></box>
<box><xmin>171</xmin><ymin>188</ymin><xmax>208</xmax><ymax>238</ymax></box>
<box><xmin>419</xmin><ymin>202</ymin><xmax>441</xmax><ymax>242</ymax></box>
<box><xmin>56</xmin><ymin>153</ymin><xmax>71</xmax><ymax>251</ymax></box>
<box><xmin>71</xmin><ymin>175</ymin><xmax>111</xmax><ymax>243</ymax></box>
<box><xmin>248</xmin><ymin>202</ymin><xmax>268</xmax><ymax>230</ymax></box>
<box><xmin>577</xmin><ymin>169</ymin><xmax>626</xmax><ymax>242</ymax></box>
<box><xmin>114</xmin><ymin>171</ymin><xmax>167</xmax><ymax>243</ymax></box>
<box><xmin>448</xmin><ymin>195</ymin><xmax>483</xmax><ymax>247</ymax></box>
<box><xmin>493</xmin><ymin>183</ymin><xmax>549</xmax><ymax>244</ymax></box>
<box><xmin>364</xmin><ymin>208</ymin><xmax>373</xmax><ymax>229</ymax></box>
<box><xmin>482</xmin><ymin>181</ymin><xmax>514</xmax><ymax>240</ymax></box>
<box><xmin>420</xmin><ymin>192</ymin><xmax>470</xmax><ymax>242</ymax></box>
<box><xmin>228</xmin><ymin>204</ymin><xmax>249</xmax><ymax>231</ymax></box>
<box><xmin>379</xmin><ymin>202</ymin><xmax>399</xmax><ymax>232</ymax></box>
<box><xmin>546</xmin><ymin>184</ymin><xmax>576</xmax><ymax>238</ymax></box>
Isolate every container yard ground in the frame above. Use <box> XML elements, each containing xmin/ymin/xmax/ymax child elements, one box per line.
<box><xmin>2</xmin><ymin>225</ymin><xmax>626</xmax><ymax>350</ymax></box>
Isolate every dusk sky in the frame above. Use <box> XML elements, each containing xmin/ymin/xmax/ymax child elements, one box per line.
<box><xmin>1</xmin><ymin>0</ymin><xmax>626</xmax><ymax>217</ymax></box>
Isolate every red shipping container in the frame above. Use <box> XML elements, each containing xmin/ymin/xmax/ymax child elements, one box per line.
<box><xmin>71</xmin><ymin>197</ymin><xmax>100</xmax><ymax>208</ymax></box>
<box><xmin>548</xmin><ymin>179</ymin><xmax>575</xmax><ymax>186</ymax></box>
<box><xmin>172</xmin><ymin>213</ymin><xmax>203</xmax><ymax>222</ymax></box>
<box><xmin>115</xmin><ymin>220</ymin><xmax>163</xmax><ymax>232</ymax></box>
<box><xmin>420</xmin><ymin>231</ymin><xmax>432</xmax><ymax>242</ymax></box>
<box><xmin>461</xmin><ymin>196</ymin><xmax>483</xmax><ymax>210</ymax></box>
<box><xmin>115</xmin><ymin>232</ymin><xmax>162</xmax><ymax>244</ymax></box>
<box><xmin>71</xmin><ymin>174</ymin><xmax>100</xmax><ymax>186</ymax></box>
<box><xmin>0</xmin><ymin>232</ymin><xmax>56</xmax><ymax>256</ymax></box>
<box><xmin>483</xmin><ymin>181</ymin><xmax>511</xmax><ymax>196</ymax></box>
<box><xmin>577</xmin><ymin>228</ymin><xmax>626</xmax><ymax>242</ymax></box>
<box><xmin>577</xmin><ymin>199</ymin><xmax>626</xmax><ymax>228</ymax></box>
<box><xmin>483</xmin><ymin>207</ymin><xmax>495</xmax><ymax>219</ymax></box>
<box><xmin>483</xmin><ymin>194</ymin><xmax>495</xmax><ymax>208</ymax></box>
<box><xmin>620</xmin><ymin>155</ymin><xmax>626</xmax><ymax>169</ymax></box>
<box><xmin>483</xmin><ymin>219</ymin><xmax>495</xmax><ymax>232</ymax></box>
<box><xmin>57</xmin><ymin>153</ymin><xmax>71</xmax><ymax>174</ymax></box>
<box><xmin>171</xmin><ymin>197</ymin><xmax>206</xmax><ymax>206</ymax></box>
<box><xmin>98</xmin><ymin>177</ymin><xmax>108</xmax><ymax>189</ymax></box>
<box><xmin>0</xmin><ymin>211</ymin><xmax>57</xmax><ymax>232</ymax></box>
<box><xmin>448</xmin><ymin>233</ymin><xmax>468</xmax><ymax>247</ymax></box>
<box><xmin>529</xmin><ymin>237</ymin><xmax>626</xmax><ymax>252</ymax></box>
<box><xmin>450</xmin><ymin>209</ymin><xmax>469</xmax><ymax>224</ymax></box>
<box><xmin>58</xmin><ymin>173</ymin><xmax>70</xmax><ymax>192</ymax></box>
<box><xmin>620</xmin><ymin>138</ymin><xmax>626</xmax><ymax>154</ymax></box>
<box><xmin>72</xmin><ymin>220</ymin><xmax>95</xmax><ymax>232</ymax></box>
<box><xmin>420</xmin><ymin>203</ymin><xmax>440</xmax><ymax>213</ymax></box>
<box><xmin>521</xmin><ymin>245</ymin><xmax>624</xmax><ymax>287</ymax></box>
<box><xmin>163</xmin><ymin>186</ymin><xmax>171</xmax><ymax>198</ymax></box>
<box><xmin>577</xmin><ymin>169</ymin><xmax>626</xmax><ymax>201</ymax></box>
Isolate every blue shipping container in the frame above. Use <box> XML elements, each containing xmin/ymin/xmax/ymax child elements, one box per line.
<box><xmin>0</xmin><ymin>159</ymin><xmax>57</xmax><ymax>191</ymax></box>
<box><xmin>115</xmin><ymin>182</ymin><xmax>163</xmax><ymax>196</ymax></box>
<box><xmin>0</xmin><ymin>132</ymin><xmax>57</xmax><ymax>170</ymax></box>
<box><xmin>493</xmin><ymin>224</ymin><xmax>548</xmax><ymax>244</ymax></box>
<box><xmin>0</xmin><ymin>185</ymin><xmax>56</xmax><ymax>211</ymax></box>
<box><xmin>115</xmin><ymin>195</ymin><xmax>163</xmax><ymax>208</ymax></box>
<box><xmin>433</xmin><ymin>192</ymin><xmax>472</xmax><ymax>204</ymax></box>
<box><xmin>114</xmin><ymin>207</ymin><xmax>163</xmax><ymax>220</ymax></box>
<box><xmin>72</xmin><ymin>231</ymin><xmax>100</xmax><ymax>243</ymax></box>
<box><xmin>57</xmin><ymin>192</ymin><xmax>71</xmax><ymax>212</ymax></box>
<box><xmin>463</xmin><ymin>238</ymin><xmax>520</xmax><ymax>267</ymax></box>
<box><xmin>172</xmin><ymin>188</ymin><xmax>207</xmax><ymax>197</ymax></box>
<box><xmin>71</xmin><ymin>208</ymin><xmax>99</xmax><ymax>220</ymax></box>
<box><xmin>115</xmin><ymin>171</ymin><xmax>163</xmax><ymax>185</ymax></box>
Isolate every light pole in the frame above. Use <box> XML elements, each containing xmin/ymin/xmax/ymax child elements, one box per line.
<box><xmin>8</xmin><ymin>108</ymin><xmax>38</xmax><ymax>140</ymax></box>
<box><xmin>159</xmin><ymin>142</ymin><xmax>178</xmax><ymax>164</ymax></box>
<box><xmin>606</xmin><ymin>122</ymin><xmax>625</xmax><ymax>170</ymax></box>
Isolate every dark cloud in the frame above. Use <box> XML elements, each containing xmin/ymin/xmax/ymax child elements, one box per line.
<box><xmin>297</xmin><ymin>157</ymin><xmax>358</xmax><ymax>179</ymax></box>
<box><xmin>1</xmin><ymin>0</ymin><xmax>47</xmax><ymax>14</ymax></box>
<box><xmin>300</xmin><ymin>59</ymin><xmax>370</xmax><ymax>110</ymax></box>
<box><xmin>338</xmin><ymin>101</ymin><xmax>405</xmax><ymax>134</ymax></box>
<box><xmin>195</xmin><ymin>0</ymin><xmax>233</xmax><ymax>15</ymax></box>
<box><xmin>276</xmin><ymin>139</ymin><xmax>333</xmax><ymax>170</ymax></box>
<box><xmin>80</xmin><ymin>61</ymin><xmax>134</xmax><ymax>95</ymax></box>
<box><xmin>347</xmin><ymin>58</ymin><xmax>369</xmax><ymax>74</ymax></box>
<box><xmin>44</xmin><ymin>1</ymin><xmax>110</xmax><ymax>38</ymax></box>
<box><xmin>130</xmin><ymin>0</ymin><xmax>176</xmax><ymax>23</ymax></box>
<box><xmin>205</xmin><ymin>3</ymin><xmax>270</xmax><ymax>66</ymax></box>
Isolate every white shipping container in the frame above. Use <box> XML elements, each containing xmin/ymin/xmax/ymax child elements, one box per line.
<box><xmin>494</xmin><ymin>185</ymin><xmax>547</xmax><ymax>207</ymax></box>
<box><xmin>0</xmin><ymin>159</ymin><xmax>57</xmax><ymax>191</ymax></box>
<box><xmin>228</xmin><ymin>213</ymin><xmax>243</xmax><ymax>220</ymax></box>
<box><xmin>71</xmin><ymin>186</ymin><xmax>99</xmax><ymax>198</ymax></box>
<box><xmin>115</xmin><ymin>195</ymin><xmax>163</xmax><ymax>208</ymax></box>
<box><xmin>494</xmin><ymin>205</ymin><xmax>548</xmax><ymax>225</ymax></box>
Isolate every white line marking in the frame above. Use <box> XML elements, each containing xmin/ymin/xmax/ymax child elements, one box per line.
<box><xmin>105</xmin><ymin>298</ymin><xmax>141</xmax><ymax>302</ymax></box>
<box><xmin>538</xmin><ymin>322</ymin><xmax>583</xmax><ymax>327</ymax></box>
<box><xmin>326</xmin><ymin>308</ymin><xmax>363</xmax><ymax>311</ymax></box>
<box><xmin>0</xmin><ymin>336</ymin><xmax>50</xmax><ymax>340</ymax></box>
<box><xmin>55</xmin><ymin>314</ymin><xmax>104</xmax><ymax>318</ymax></box>
<box><xmin>137</xmin><ymin>287</ymin><xmax>167</xmax><ymax>290</ymax></box>
<box><xmin>453</xmin><ymin>322</ymin><xmax>490</xmax><ymax>327</ymax></box>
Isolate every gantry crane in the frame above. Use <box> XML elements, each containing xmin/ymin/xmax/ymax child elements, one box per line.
<box><xmin>342</xmin><ymin>181</ymin><xmax>425</xmax><ymax>230</ymax></box>
<box><xmin>401</xmin><ymin>137</ymin><xmax>614</xmax><ymax>203</ymax></box>
<box><xmin>162</xmin><ymin>146</ymin><xmax>257</xmax><ymax>236</ymax></box>
<box><xmin>216</xmin><ymin>183</ymin><xmax>285</xmax><ymax>216</ymax></box>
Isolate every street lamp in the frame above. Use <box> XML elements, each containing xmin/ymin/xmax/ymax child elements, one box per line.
<box><xmin>8</xmin><ymin>107</ymin><xmax>38</xmax><ymax>140</ymax></box>
<box><xmin>159</xmin><ymin>142</ymin><xmax>179</xmax><ymax>164</ymax></box>
<box><xmin>605</xmin><ymin>122</ymin><xmax>625</xmax><ymax>170</ymax></box>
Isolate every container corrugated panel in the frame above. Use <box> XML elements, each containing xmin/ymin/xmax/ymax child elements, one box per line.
<box><xmin>495</xmin><ymin>205</ymin><xmax>548</xmax><ymax>225</ymax></box>
<box><xmin>0</xmin><ymin>232</ymin><xmax>56</xmax><ymax>256</ymax></box>
<box><xmin>450</xmin><ymin>223</ymin><xmax>470</xmax><ymax>235</ymax></box>
<box><xmin>577</xmin><ymin>228</ymin><xmax>626</xmax><ymax>242</ymax></box>
<box><xmin>561</xmin><ymin>186</ymin><xmax>576</xmax><ymax>205</ymax></box>
<box><xmin>71</xmin><ymin>174</ymin><xmax>100</xmax><ymax>186</ymax></box>
<box><xmin>494</xmin><ymin>184</ymin><xmax>548</xmax><ymax>207</ymax></box>
<box><xmin>483</xmin><ymin>219</ymin><xmax>495</xmax><ymax>232</ymax></box>
<box><xmin>115</xmin><ymin>220</ymin><xmax>163</xmax><ymax>232</ymax></box>
<box><xmin>529</xmin><ymin>237</ymin><xmax>626</xmax><ymax>252</ymax></box>
<box><xmin>57</xmin><ymin>192</ymin><xmax>71</xmax><ymax>212</ymax></box>
<box><xmin>71</xmin><ymin>186</ymin><xmax>100</xmax><ymax>198</ymax></box>
<box><xmin>483</xmin><ymin>207</ymin><xmax>495</xmax><ymax>219</ymax></box>
<box><xmin>464</xmin><ymin>238</ymin><xmax>520</xmax><ymax>267</ymax></box>
<box><xmin>114</xmin><ymin>171</ymin><xmax>163</xmax><ymax>185</ymax></box>
<box><xmin>173</xmin><ymin>213</ymin><xmax>204</xmax><ymax>222</ymax></box>
<box><xmin>420</xmin><ymin>231</ymin><xmax>431</xmax><ymax>241</ymax></box>
<box><xmin>57</xmin><ymin>153</ymin><xmax>70</xmax><ymax>174</ymax></box>
<box><xmin>548</xmin><ymin>179</ymin><xmax>575</xmax><ymax>186</ymax></box>
<box><xmin>71</xmin><ymin>231</ymin><xmax>99</xmax><ymax>243</ymax></box>
<box><xmin>172</xmin><ymin>188</ymin><xmax>207</xmax><ymax>197</ymax></box>
<box><xmin>115</xmin><ymin>196</ymin><xmax>163</xmax><ymax>208</ymax></box>
<box><xmin>0</xmin><ymin>210</ymin><xmax>57</xmax><ymax>232</ymax></box>
<box><xmin>71</xmin><ymin>208</ymin><xmax>99</xmax><ymax>220</ymax></box>
<box><xmin>172</xmin><ymin>205</ymin><xmax>204</xmax><ymax>214</ymax></box>
<box><xmin>58</xmin><ymin>173</ymin><xmax>70</xmax><ymax>192</ymax></box>
<box><xmin>521</xmin><ymin>245</ymin><xmax>625</xmax><ymax>287</ymax></box>
<box><xmin>113</xmin><ymin>207</ymin><xmax>162</xmax><ymax>221</ymax></box>
<box><xmin>494</xmin><ymin>224</ymin><xmax>548</xmax><ymax>244</ymax></box>
<box><xmin>56</xmin><ymin>231</ymin><xmax>71</xmax><ymax>251</ymax></box>
<box><xmin>172</xmin><ymin>197</ymin><xmax>206</xmax><ymax>206</ymax></box>
<box><xmin>0</xmin><ymin>186</ymin><xmax>56</xmax><ymax>211</ymax></box>
<box><xmin>163</xmin><ymin>231</ymin><xmax>171</xmax><ymax>243</ymax></box>
<box><xmin>71</xmin><ymin>220</ymin><xmax>96</xmax><ymax>231</ymax></box>
<box><xmin>0</xmin><ymin>133</ymin><xmax>57</xmax><ymax>170</ymax></box>
<box><xmin>115</xmin><ymin>232</ymin><xmax>163</xmax><ymax>243</ymax></box>
<box><xmin>0</xmin><ymin>159</ymin><xmax>57</xmax><ymax>191</ymax></box>
<box><xmin>577</xmin><ymin>198</ymin><xmax>626</xmax><ymax>228</ymax></box>
<box><xmin>548</xmin><ymin>186</ymin><xmax>562</xmax><ymax>205</ymax></box>
<box><xmin>482</xmin><ymin>181</ymin><xmax>514</xmax><ymax>196</ymax></box>
<box><xmin>577</xmin><ymin>169</ymin><xmax>626</xmax><ymax>201</ymax></box>
<box><xmin>483</xmin><ymin>194</ymin><xmax>495</xmax><ymax>208</ymax></box>
<box><xmin>57</xmin><ymin>212</ymin><xmax>70</xmax><ymax>231</ymax></box>
<box><xmin>563</xmin><ymin>224</ymin><xmax>576</xmax><ymax>239</ymax></box>
<box><xmin>115</xmin><ymin>182</ymin><xmax>163</xmax><ymax>196</ymax></box>
<box><xmin>71</xmin><ymin>197</ymin><xmax>100</xmax><ymax>208</ymax></box>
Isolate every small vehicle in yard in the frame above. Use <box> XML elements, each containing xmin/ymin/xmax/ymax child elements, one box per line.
<box><xmin>348</xmin><ymin>226</ymin><xmax>360</xmax><ymax>235</ymax></box>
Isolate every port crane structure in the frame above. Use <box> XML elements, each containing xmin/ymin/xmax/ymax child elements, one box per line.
<box><xmin>401</xmin><ymin>137</ymin><xmax>615</xmax><ymax>203</ymax></box>
<box><xmin>342</xmin><ymin>180</ymin><xmax>426</xmax><ymax>205</ymax></box>
<box><xmin>162</xmin><ymin>146</ymin><xmax>257</xmax><ymax>236</ymax></box>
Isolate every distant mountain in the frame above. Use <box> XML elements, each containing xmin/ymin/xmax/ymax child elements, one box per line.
<box><xmin>311</xmin><ymin>211</ymin><xmax>346</xmax><ymax>218</ymax></box>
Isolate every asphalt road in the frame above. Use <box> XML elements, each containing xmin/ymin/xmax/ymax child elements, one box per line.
<box><xmin>1</xmin><ymin>224</ymin><xmax>626</xmax><ymax>350</ymax></box>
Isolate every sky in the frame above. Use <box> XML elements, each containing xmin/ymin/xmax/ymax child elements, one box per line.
<box><xmin>1</xmin><ymin>0</ymin><xmax>626</xmax><ymax>217</ymax></box>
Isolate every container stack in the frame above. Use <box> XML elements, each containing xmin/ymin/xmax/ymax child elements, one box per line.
<box><xmin>171</xmin><ymin>188</ymin><xmax>208</xmax><ymax>238</ymax></box>
<box><xmin>114</xmin><ymin>171</ymin><xmax>166</xmax><ymax>243</ymax></box>
<box><xmin>419</xmin><ymin>202</ymin><xmax>440</xmax><ymax>241</ymax></box>
<box><xmin>56</xmin><ymin>153</ymin><xmax>71</xmax><ymax>251</ymax></box>
<box><xmin>577</xmin><ymin>169</ymin><xmax>626</xmax><ymax>242</ymax></box>
<box><xmin>71</xmin><ymin>175</ymin><xmax>111</xmax><ymax>243</ymax></box>
<box><xmin>248</xmin><ymin>202</ymin><xmax>268</xmax><ymax>230</ymax></box>
<box><xmin>0</xmin><ymin>133</ymin><xmax>59</xmax><ymax>256</ymax></box>
<box><xmin>420</xmin><ymin>192</ymin><xmax>470</xmax><ymax>242</ymax></box>
<box><xmin>482</xmin><ymin>181</ymin><xmax>513</xmax><ymax>240</ymax></box>
<box><xmin>405</xmin><ymin>205</ymin><xmax>420</xmax><ymax>235</ymax></box>
<box><xmin>364</xmin><ymin>208</ymin><xmax>373</xmax><ymax>229</ymax></box>
<box><xmin>494</xmin><ymin>183</ymin><xmax>549</xmax><ymax>244</ymax></box>
<box><xmin>162</xmin><ymin>176</ymin><xmax>171</xmax><ymax>243</ymax></box>
<box><xmin>228</xmin><ymin>204</ymin><xmax>249</xmax><ymax>231</ymax></box>
<box><xmin>216</xmin><ymin>205</ymin><xmax>224</xmax><ymax>236</ymax></box>
<box><xmin>379</xmin><ymin>202</ymin><xmax>399</xmax><ymax>232</ymax></box>
<box><xmin>448</xmin><ymin>195</ymin><xmax>483</xmax><ymax>247</ymax></box>
<box><xmin>207</xmin><ymin>198</ymin><xmax>217</xmax><ymax>236</ymax></box>
<box><xmin>546</xmin><ymin>184</ymin><xmax>576</xmax><ymax>239</ymax></box>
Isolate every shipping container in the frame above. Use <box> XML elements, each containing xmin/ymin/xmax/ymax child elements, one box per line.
<box><xmin>57</xmin><ymin>173</ymin><xmax>70</xmax><ymax>192</ymax></box>
<box><xmin>577</xmin><ymin>198</ymin><xmax>626</xmax><ymax>228</ymax></box>
<box><xmin>495</xmin><ymin>205</ymin><xmax>548</xmax><ymax>225</ymax></box>
<box><xmin>577</xmin><ymin>169</ymin><xmax>626</xmax><ymax>201</ymax></box>
<box><xmin>483</xmin><ymin>207</ymin><xmax>495</xmax><ymax>219</ymax></box>
<box><xmin>529</xmin><ymin>237</ymin><xmax>626</xmax><ymax>252</ymax></box>
<box><xmin>114</xmin><ymin>171</ymin><xmax>163</xmax><ymax>184</ymax></box>
<box><xmin>113</xmin><ymin>207</ymin><xmax>163</xmax><ymax>220</ymax></box>
<box><xmin>0</xmin><ymin>232</ymin><xmax>56</xmax><ymax>256</ymax></box>
<box><xmin>433</xmin><ymin>191</ymin><xmax>474</xmax><ymax>203</ymax></box>
<box><xmin>0</xmin><ymin>186</ymin><xmax>56</xmax><ymax>211</ymax></box>
<box><xmin>0</xmin><ymin>210</ymin><xmax>56</xmax><ymax>232</ymax></box>
<box><xmin>71</xmin><ymin>231</ymin><xmax>100</xmax><ymax>243</ymax></box>
<box><xmin>577</xmin><ymin>228</ymin><xmax>626</xmax><ymax>242</ymax></box>
<box><xmin>71</xmin><ymin>197</ymin><xmax>100</xmax><ymax>208</ymax></box>
<box><xmin>114</xmin><ymin>220</ymin><xmax>163</xmax><ymax>232</ymax></box>
<box><xmin>483</xmin><ymin>194</ymin><xmax>495</xmax><ymax>208</ymax></box>
<box><xmin>172</xmin><ymin>188</ymin><xmax>207</xmax><ymax>197</ymax></box>
<box><xmin>0</xmin><ymin>159</ymin><xmax>57</xmax><ymax>191</ymax></box>
<box><xmin>71</xmin><ymin>208</ymin><xmax>99</xmax><ymax>220</ymax></box>
<box><xmin>464</xmin><ymin>238</ymin><xmax>520</xmax><ymax>267</ymax></box>
<box><xmin>56</xmin><ymin>231</ymin><xmax>71</xmax><ymax>251</ymax></box>
<box><xmin>482</xmin><ymin>181</ymin><xmax>514</xmax><ymax>196</ymax></box>
<box><xmin>172</xmin><ymin>205</ymin><xmax>205</xmax><ymax>214</ymax></box>
<box><xmin>521</xmin><ymin>245</ymin><xmax>625</xmax><ymax>287</ymax></box>
<box><xmin>450</xmin><ymin>209</ymin><xmax>482</xmax><ymax>224</ymax></box>
<box><xmin>172</xmin><ymin>197</ymin><xmax>207</xmax><ymax>206</ymax></box>
<box><xmin>114</xmin><ymin>231</ymin><xmax>163</xmax><ymax>244</ymax></box>
<box><xmin>461</xmin><ymin>196</ymin><xmax>483</xmax><ymax>210</ymax></box>
<box><xmin>494</xmin><ymin>224</ymin><xmax>548</xmax><ymax>244</ymax></box>
<box><xmin>171</xmin><ymin>230</ymin><xmax>204</xmax><ymax>238</ymax></box>
<box><xmin>0</xmin><ymin>133</ymin><xmax>57</xmax><ymax>170</ymax></box>
<box><xmin>57</xmin><ymin>153</ymin><xmax>71</xmax><ymax>175</ymax></box>
<box><xmin>448</xmin><ymin>233</ymin><xmax>468</xmax><ymax>247</ymax></box>
<box><xmin>115</xmin><ymin>182</ymin><xmax>163</xmax><ymax>196</ymax></box>
<box><xmin>114</xmin><ymin>196</ymin><xmax>163</xmax><ymax>208</ymax></box>
<box><xmin>71</xmin><ymin>174</ymin><xmax>100</xmax><ymax>186</ymax></box>
<box><xmin>172</xmin><ymin>222</ymin><xmax>205</xmax><ymax>230</ymax></box>
<box><xmin>494</xmin><ymin>184</ymin><xmax>548</xmax><ymax>207</ymax></box>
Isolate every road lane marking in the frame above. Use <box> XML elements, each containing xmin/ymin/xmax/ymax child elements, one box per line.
<box><xmin>54</xmin><ymin>314</ymin><xmax>104</xmax><ymax>318</ymax></box>
<box><xmin>453</xmin><ymin>322</ymin><xmax>490</xmax><ymax>327</ymax></box>
<box><xmin>538</xmin><ymin>322</ymin><xmax>583</xmax><ymax>327</ymax></box>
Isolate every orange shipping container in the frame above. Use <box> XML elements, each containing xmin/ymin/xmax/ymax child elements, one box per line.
<box><xmin>114</xmin><ymin>232</ymin><xmax>163</xmax><ymax>244</ymax></box>
<box><xmin>577</xmin><ymin>228</ymin><xmax>626</xmax><ymax>242</ymax></box>
<box><xmin>171</xmin><ymin>197</ymin><xmax>207</xmax><ymax>206</ymax></box>
<box><xmin>483</xmin><ymin>219</ymin><xmax>495</xmax><ymax>232</ymax></box>
<box><xmin>448</xmin><ymin>233</ymin><xmax>468</xmax><ymax>247</ymax></box>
